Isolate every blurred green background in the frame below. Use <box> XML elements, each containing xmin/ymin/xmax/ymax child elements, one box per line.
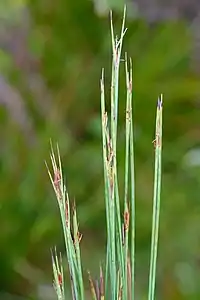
<box><xmin>1</xmin><ymin>0</ymin><xmax>200</xmax><ymax>299</ymax></box>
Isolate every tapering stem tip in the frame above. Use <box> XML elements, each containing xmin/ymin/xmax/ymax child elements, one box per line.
<box><xmin>157</xmin><ymin>94</ymin><xmax>163</xmax><ymax>109</ymax></box>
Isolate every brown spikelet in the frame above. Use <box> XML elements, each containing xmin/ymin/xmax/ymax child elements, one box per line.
<box><xmin>53</xmin><ymin>168</ymin><xmax>62</xmax><ymax>199</ymax></box>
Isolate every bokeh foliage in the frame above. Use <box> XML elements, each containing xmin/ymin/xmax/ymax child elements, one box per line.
<box><xmin>0</xmin><ymin>0</ymin><xmax>200</xmax><ymax>299</ymax></box>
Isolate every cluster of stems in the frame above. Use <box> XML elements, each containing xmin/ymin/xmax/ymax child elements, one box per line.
<box><xmin>47</xmin><ymin>6</ymin><xmax>163</xmax><ymax>300</ymax></box>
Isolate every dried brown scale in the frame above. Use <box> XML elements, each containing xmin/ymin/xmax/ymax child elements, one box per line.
<box><xmin>65</xmin><ymin>203</ymin><xmax>69</xmax><ymax>227</ymax></box>
<box><xmin>109</xmin><ymin>169</ymin><xmax>114</xmax><ymax>195</ymax></box>
<box><xmin>76</xmin><ymin>231</ymin><xmax>83</xmax><ymax>244</ymax></box>
<box><xmin>152</xmin><ymin>133</ymin><xmax>161</xmax><ymax>149</ymax></box>
<box><xmin>58</xmin><ymin>273</ymin><xmax>62</xmax><ymax>286</ymax></box>
<box><xmin>53</xmin><ymin>168</ymin><xmax>62</xmax><ymax>200</ymax></box>
<box><xmin>124</xmin><ymin>210</ymin><xmax>130</xmax><ymax>231</ymax></box>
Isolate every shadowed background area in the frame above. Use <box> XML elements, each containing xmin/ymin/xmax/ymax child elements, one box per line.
<box><xmin>0</xmin><ymin>0</ymin><xmax>200</xmax><ymax>299</ymax></box>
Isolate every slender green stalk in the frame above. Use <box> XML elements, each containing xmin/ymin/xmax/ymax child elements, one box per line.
<box><xmin>123</xmin><ymin>52</ymin><xmax>132</xmax><ymax>300</ymax></box>
<box><xmin>100</xmin><ymin>69</ymin><xmax>111</xmax><ymax>298</ymax></box>
<box><xmin>73</xmin><ymin>202</ymin><xmax>84</xmax><ymax>300</ymax></box>
<box><xmin>129</xmin><ymin>58</ymin><xmax>135</xmax><ymax>300</ymax></box>
<box><xmin>110</xmin><ymin>9</ymin><xmax>127</xmax><ymax>298</ymax></box>
<box><xmin>102</xmin><ymin>9</ymin><xmax>128</xmax><ymax>299</ymax></box>
<box><xmin>148</xmin><ymin>95</ymin><xmax>163</xmax><ymax>300</ymax></box>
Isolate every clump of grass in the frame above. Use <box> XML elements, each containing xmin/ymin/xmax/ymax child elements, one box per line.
<box><xmin>46</xmin><ymin>6</ymin><xmax>163</xmax><ymax>300</ymax></box>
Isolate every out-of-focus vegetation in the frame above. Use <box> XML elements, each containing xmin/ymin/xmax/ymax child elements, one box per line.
<box><xmin>0</xmin><ymin>0</ymin><xmax>200</xmax><ymax>299</ymax></box>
